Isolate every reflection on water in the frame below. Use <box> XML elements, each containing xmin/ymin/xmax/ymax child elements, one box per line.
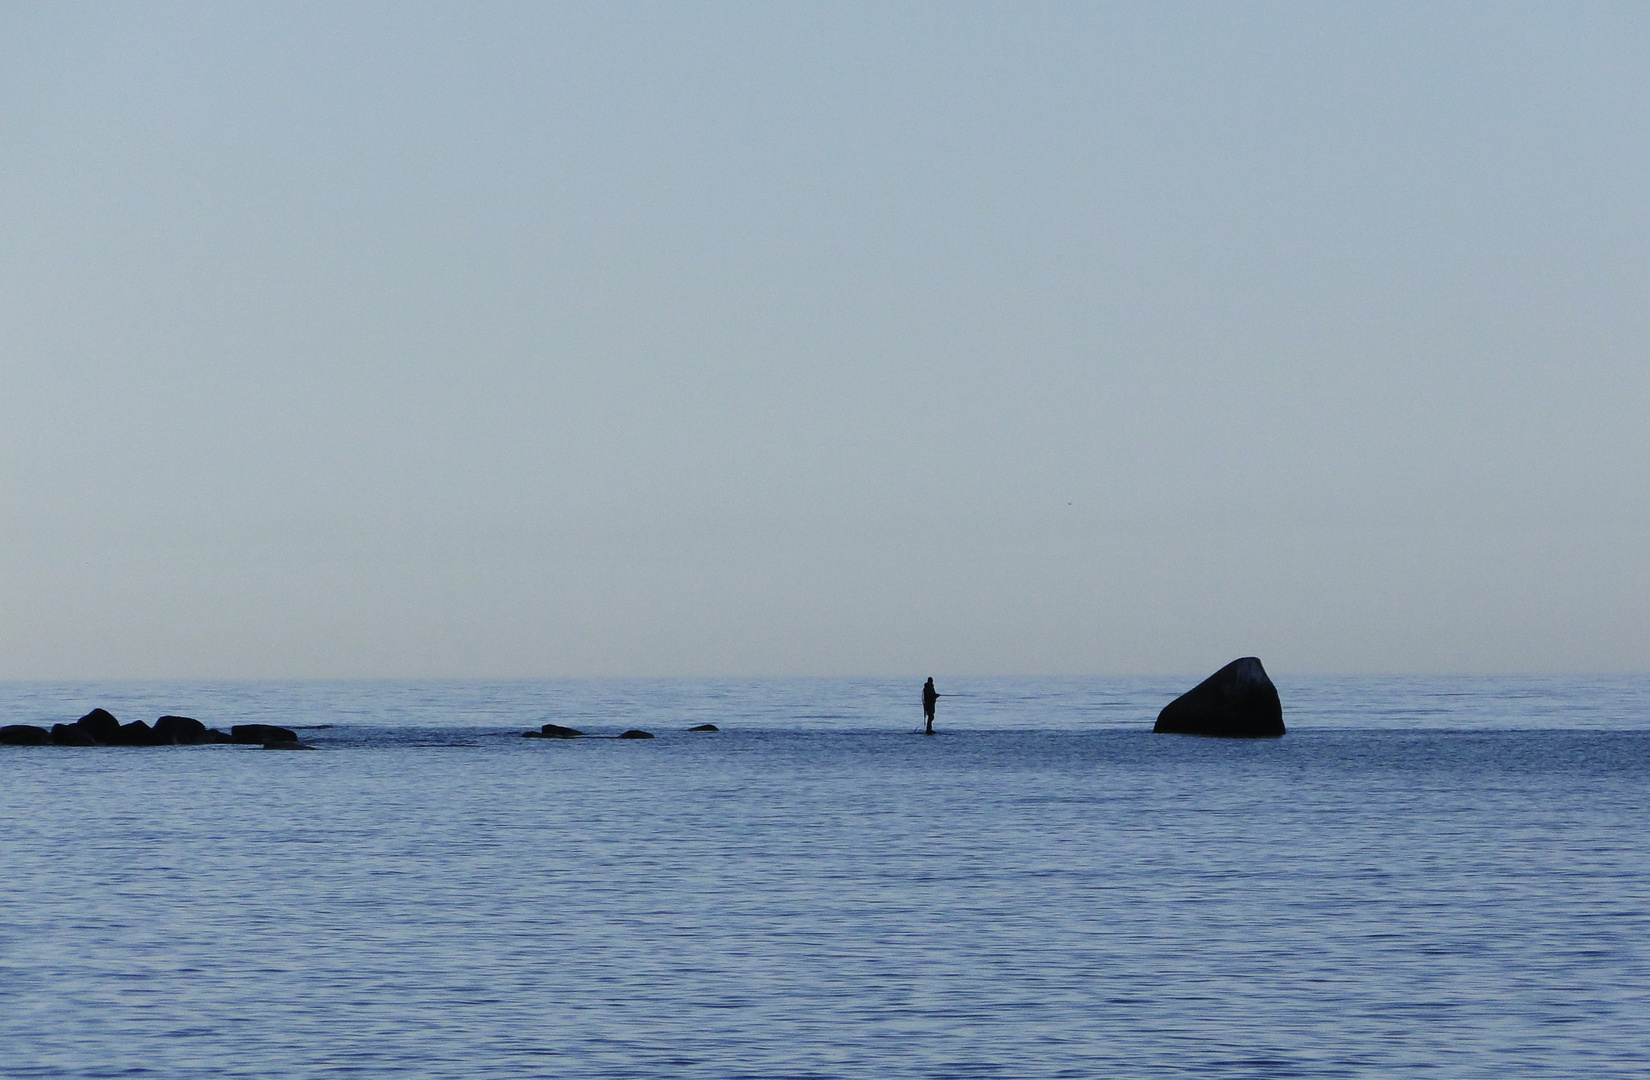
<box><xmin>1</xmin><ymin>678</ymin><xmax>1647</xmax><ymax>1078</ymax></box>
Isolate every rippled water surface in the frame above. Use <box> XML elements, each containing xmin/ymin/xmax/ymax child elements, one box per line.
<box><xmin>2</xmin><ymin>677</ymin><xmax>1647</xmax><ymax>1078</ymax></box>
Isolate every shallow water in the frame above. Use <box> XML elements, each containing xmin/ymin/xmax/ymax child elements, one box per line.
<box><xmin>2</xmin><ymin>677</ymin><xmax>1647</xmax><ymax>1077</ymax></box>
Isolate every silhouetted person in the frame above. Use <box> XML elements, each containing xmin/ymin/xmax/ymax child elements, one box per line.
<box><xmin>923</xmin><ymin>677</ymin><xmax>938</xmax><ymax>734</ymax></box>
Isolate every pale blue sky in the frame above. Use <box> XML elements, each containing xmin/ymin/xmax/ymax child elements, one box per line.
<box><xmin>2</xmin><ymin>2</ymin><xmax>1646</xmax><ymax>677</ymax></box>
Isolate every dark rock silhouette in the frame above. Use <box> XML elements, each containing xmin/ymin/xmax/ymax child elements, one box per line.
<box><xmin>51</xmin><ymin>723</ymin><xmax>97</xmax><ymax>746</ymax></box>
<box><xmin>688</xmin><ymin>724</ymin><xmax>719</xmax><ymax>732</ymax></box>
<box><xmin>115</xmin><ymin>720</ymin><xmax>160</xmax><ymax>746</ymax></box>
<box><xmin>0</xmin><ymin>724</ymin><xmax>50</xmax><ymax>746</ymax></box>
<box><xmin>263</xmin><ymin>740</ymin><xmax>315</xmax><ymax>750</ymax></box>
<box><xmin>231</xmin><ymin>724</ymin><xmax>298</xmax><ymax>745</ymax></box>
<box><xmin>154</xmin><ymin>715</ymin><xmax>208</xmax><ymax>745</ymax></box>
<box><xmin>524</xmin><ymin>723</ymin><xmax>584</xmax><ymax>739</ymax></box>
<box><xmin>1153</xmin><ymin>657</ymin><xmax>1285</xmax><ymax>738</ymax></box>
<box><xmin>8</xmin><ymin>710</ymin><xmax>234</xmax><ymax>748</ymax></box>
<box><xmin>76</xmin><ymin>708</ymin><xmax>121</xmax><ymax>742</ymax></box>
<box><xmin>618</xmin><ymin>729</ymin><xmax>654</xmax><ymax>739</ymax></box>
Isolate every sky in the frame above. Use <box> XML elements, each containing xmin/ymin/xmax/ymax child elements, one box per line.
<box><xmin>1</xmin><ymin>2</ymin><xmax>1647</xmax><ymax>679</ymax></box>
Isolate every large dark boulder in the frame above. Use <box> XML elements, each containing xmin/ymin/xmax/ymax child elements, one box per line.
<box><xmin>618</xmin><ymin>729</ymin><xmax>654</xmax><ymax>740</ymax></box>
<box><xmin>154</xmin><ymin>715</ymin><xmax>208</xmax><ymax>745</ymax></box>
<box><xmin>0</xmin><ymin>724</ymin><xmax>50</xmax><ymax>746</ymax></box>
<box><xmin>1153</xmin><ymin>657</ymin><xmax>1285</xmax><ymax>738</ymax></box>
<box><xmin>51</xmin><ymin>723</ymin><xmax>97</xmax><ymax>746</ymax></box>
<box><xmin>231</xmin><ymin>724</ymin><xmax>297</xmax><ymax>745</ymax></box>
<box><xmin>75</xmin><ymin>708</ymin><xmax>121</xmax><ymax>742</ymax></box>
<box><xmin>113</xmin><ymin>720</ymin><xmax>161</xmax><ymax>746</ymax></box>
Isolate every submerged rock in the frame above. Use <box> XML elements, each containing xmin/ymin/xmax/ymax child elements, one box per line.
<box><xmin>0</xmin><ymin>724</ymin><xmax>50</xmax><ymax>746</ymax></box>
<box><xmin>525</xmin><ymin>723</ymin><xmax>584</xmax><ymax>739</ymax></box>
<box><xmin>231</xmin><ymin>724</ymin><xmax>298</xmax><ymax>745</ymax></box>
<box><xmin>688</xmin><ymin>724</ymin><xmax>719</xmax><ymax>732</ymax></box>
<box><xmin>1153</xmin><ymin>657</ymin><xmax>1285</xmax><ymax>738</ymax></box>
<box><xmin>618</xmin><ymin>729</ymin><xmax>654</xmax><ymax>740</ymax></box>
<box><xmin>263</xmin><ymin>740</ymin><xmax>315</xmax><ymax>750</ymax></box>
<box><xmin>154</xmin><ymin>715</ymin><xmax>208</xmax><ymax>745</ymax></box>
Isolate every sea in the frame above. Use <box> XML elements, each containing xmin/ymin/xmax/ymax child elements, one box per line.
<box><xmin>1</xmin><ymin>675</ymin><xmax>1646</xmax><ymax>1079</ymax></box>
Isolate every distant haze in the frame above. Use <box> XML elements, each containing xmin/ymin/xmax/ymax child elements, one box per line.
<box><xmin>2</xmin><ymin>3</ymin><xmax>1646</xmax><ymax>678</ymax></box>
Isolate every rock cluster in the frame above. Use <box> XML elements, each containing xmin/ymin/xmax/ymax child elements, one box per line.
<box><xmin>1153</xmin><ymin>657</ymin><xmax>1286</xmax><ymax>738</ymax></box>
<box><xmin>0</xmin><ymin>710</ymin><xmax>299</xmax><ymax>748</ymax></box>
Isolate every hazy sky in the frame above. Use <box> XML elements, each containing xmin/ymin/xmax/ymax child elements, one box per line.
<box><xmin>2</xmin><ymin>2</ymin><xmax>1647</xmax><ymax>678</ymax></box>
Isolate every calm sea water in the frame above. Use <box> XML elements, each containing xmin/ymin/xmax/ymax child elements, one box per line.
<box><xmin>1</xmin><ymin>676</ymin><xmax>1646</xmax><ymax>1078</ymax></box>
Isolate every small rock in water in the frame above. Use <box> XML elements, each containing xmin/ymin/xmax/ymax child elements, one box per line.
<box><xmin>618</xmin><ymin>729</ymin><xmax>655</xmax><ymax>740</ymax></box>
<box><xmin>526</xmin><ymin>723</ymin><xmax>584</xmax><ymax>739</ymax></box>
<box><xmin>263</xmin><ymin>740</ymin><xmax>315</xmax><ymax>750</ymax></box>
<box><xmin>0</xmin><ymin>724</ymin><xmax>50</xmax><ymax>746</ymax></box>
<box><xmin>1153</xmin><ymin>656</ymin><xmax>1285</xmax><ymax>738</ymax></box>
<box><xmin>688</xmin><ymin>724</ymin><xmax>719</xmax><ymax>732</ymax></box>
<box><xmin>232</xmin><ymin>724</ymin><xmax>298</xmax><ymax>745</ymax></box>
